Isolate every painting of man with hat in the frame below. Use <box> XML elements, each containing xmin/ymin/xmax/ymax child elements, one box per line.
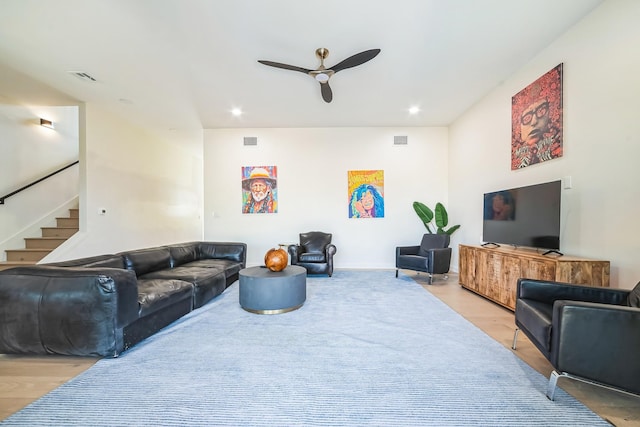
<box><xmin>242</xmin><ymin>166</ymin><xmax>278</xmax><ymax>214</ymax></box>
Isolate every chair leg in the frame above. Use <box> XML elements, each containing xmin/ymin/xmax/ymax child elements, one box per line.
<box><xmin>546</xmin><ymin>370</ymin><xmax>561</xmax><ymax>400</ymax></box>
<box><xmin>395</xmin><ymin>269</ymin><xmax>398</xmax><ymax>278</ymax></box>
<box><xmin>511</xmin><ymin>328</ymin><xmax>519</xmax><ymax>350</ymax></box>
<box><xmin>428</xmin><ymin>274</ymin><xmax>433</xmax><ymax>285</ymax></box>
<box><xmin>546</xmin><ymin>369</ymin><xmax>630</xmax><ymax>401</ymax></box>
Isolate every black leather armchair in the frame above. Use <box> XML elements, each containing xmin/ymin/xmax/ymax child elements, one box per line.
<box><xmin>512</xmin><ymin>278</ymin><xmax>640</xmax><ymax>400</ymax></box>
<box><xmin>288</xmin><ymin>231</ymin><xmax>337</xmax><ymax>277</ymax></box>
<box><xmin>395</xmin><ymin>234</ymin><xmax>451</xmax><ymax>284</ymax></box>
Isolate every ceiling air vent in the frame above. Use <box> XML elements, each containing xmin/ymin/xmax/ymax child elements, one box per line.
<box><xmin>243</xmin><ymin>137</ymin><xmax>258</xmax><ymax>146</ymax></box>
<box><xmin>68</xmin><ymin>71</ymin><xmax>97</xmax><ymax>82</ymax></box>
<box><xmin>393</xmin><ymin>135</ymin><xmax>408</xmax><ymax>145</ymax></box>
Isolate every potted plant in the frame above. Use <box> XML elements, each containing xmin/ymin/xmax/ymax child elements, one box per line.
<box><xmin>413</xmin><ymin>201</ymin><xmax>460</xmax><ymax>239</ymax></box>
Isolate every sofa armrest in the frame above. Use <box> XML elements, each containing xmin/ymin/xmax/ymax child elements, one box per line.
<box><xmin>516</xmin><ymin>279</ymin><xmax>629</xmax><ymax>306</ymax></box>
<box><xmin>396</xmin><ymin>245</ymin><xmax>420</xmax><ymax>257</ymax></box>
<box><xmin>288</xmin><ymin>245</ymin><xmax>300</xmax><ymax>264</ymax></box>
<box><xmin>551</xmin><ymin>301</ymin><xmax>640</xmax><ymax>395</ymax></box>
<box><xmin>198</xmin><ymin>242</ymin><xmax>247</xmax><ymax>267</ymax></box>
<box><xmin>426</xmin><ymin>247</ymin><xmax>452</xmax><ymax>274</ymax></box>
<box><xmin>325</xmin><ymin>243</ymin><xmax>337</xmax><ymax>258</ymax></box>
<box><xmin>0</xmin><ymin>266</ymin><xmax>139</xmax><ymax>357</ymax></box>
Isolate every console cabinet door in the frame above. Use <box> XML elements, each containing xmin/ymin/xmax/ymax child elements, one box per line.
<box><xmin>520</xmin><ymin>259</ymin><xmax>556</xmax><ymax>282</ymax></box>
<box><xmin>458</xmin><ymin>245</ymin><xmax>478</xmax><ymax>291</ymax></box>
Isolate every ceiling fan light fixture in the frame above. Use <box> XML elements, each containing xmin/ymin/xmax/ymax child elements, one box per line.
<box><xmin>258</xmin><ymin>47</ymin><xmax>381</xmax><ymax>103</ymax></box>
<box><xmin>315</xmin><ymin>73</ymin><xmax>329</xmax><ymax>83</ymax></box>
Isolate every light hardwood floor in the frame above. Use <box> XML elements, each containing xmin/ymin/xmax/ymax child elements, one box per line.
<box><xmin>1</xmin><ymin>272</ymin><xmax>639</xmax><ymax>425</ymax></box>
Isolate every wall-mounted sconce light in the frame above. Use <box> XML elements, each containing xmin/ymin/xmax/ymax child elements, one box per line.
<box><xmin>40</xmin><ymin>118</ymin><xmax>55</xmax><ymax>129</ymax></box>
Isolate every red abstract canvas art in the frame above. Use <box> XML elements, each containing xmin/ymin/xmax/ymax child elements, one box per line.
<box><xmin>511</xmin><ymin>64</ymin><xmax>563</xmax><ymax>170</ymax></box>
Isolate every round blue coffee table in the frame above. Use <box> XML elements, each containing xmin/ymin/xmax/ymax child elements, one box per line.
<box><xmin>239</xmin><ymin>265</ymin><xmax>307</xmax><ymax>314</ymax></box>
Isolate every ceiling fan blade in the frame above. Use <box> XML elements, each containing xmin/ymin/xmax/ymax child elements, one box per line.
<box><xmin>257</xmin><ymin>60</ymin><xmax>311</xmax><ymax>74</ymax></box>
<box><xmin>330</xmin><ymin>49</ymin><xmax>381</xmax><ymax>73</ymax></box>
<box><xmin>320</xmin><ymin>82</ymin><xmax>333</xmax><ymax>103</ymax></box>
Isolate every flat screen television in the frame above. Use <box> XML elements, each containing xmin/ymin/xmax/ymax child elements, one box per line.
<box><xmin>482</xmin><ymin>180</ymin><xmax>561</xmax><ymax>253</ymax></box>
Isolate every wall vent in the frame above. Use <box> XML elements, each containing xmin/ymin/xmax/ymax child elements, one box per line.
<box><xmin>393</xmin><ymin>135</ymin><xmax>408</xmax><ymax>145</ymax></box>
<box><xmin>68</xmin><ymin>71</ymin><xmax>97</xmax><ymax>82</ymax></box>
<box><xmin>243</xmin><ymin>137</ymin><xmax>258</xmax><ymax>146</ymax></box>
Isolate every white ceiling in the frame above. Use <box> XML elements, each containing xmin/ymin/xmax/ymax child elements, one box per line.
<box><xmin>0</xmin><ymin>0</ymin><xmax>603</xmax><ymax>130</ymax></box>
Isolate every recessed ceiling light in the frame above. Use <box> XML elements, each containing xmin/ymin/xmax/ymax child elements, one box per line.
<box><xmin>408</xmin><ymin>106</ymin><xmax>420</xmax><ymax>115</ymax></box>
<box><xmin>231</xmin><ymin>108</ymin><xmax>243</xmax><ymax>117</ymax></box>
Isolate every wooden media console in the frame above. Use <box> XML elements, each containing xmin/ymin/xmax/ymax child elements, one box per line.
<box><xmin>458</xmin><ymin>244</ymin><xmax>610</xmax><ymax>311</ymax></box>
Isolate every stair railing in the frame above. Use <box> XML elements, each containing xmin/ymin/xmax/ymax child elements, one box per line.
<box><xmin>0</xmin><ymin>160</ymin><xmax>79</xmax><ymax>205</ymax></box>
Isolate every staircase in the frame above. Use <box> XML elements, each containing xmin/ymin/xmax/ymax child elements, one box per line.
<box><xmin>0</xmin><ymin>208</ymin><xmax>79</xmax><ymax>271</ymax></box>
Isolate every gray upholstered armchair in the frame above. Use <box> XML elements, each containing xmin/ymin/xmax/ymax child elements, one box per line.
<box><xmin>395</xmin><ymin>234</ymin><xmax>451</xmax><ymax>284</ymax></box>
<box><xmin>288</xmin><ymin>231</ymin><xmax>337</xmax><ymax>277</ymax></box>
<box><xmin>512</xmin><ymin>278</ymin><xmax>640</xmax><ymax>400</ymax></box>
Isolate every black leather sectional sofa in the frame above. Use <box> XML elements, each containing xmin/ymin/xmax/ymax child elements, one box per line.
<box><xmin>0</xmin><ymin>241</ymin><xmax>246</xmax><ymax>357</ymax></box>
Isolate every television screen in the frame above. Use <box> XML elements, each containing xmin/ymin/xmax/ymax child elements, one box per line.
<box><xmin>482</xmin><ymin>180</ymin><xmax>561</xmax><ymax>250</ymax></box>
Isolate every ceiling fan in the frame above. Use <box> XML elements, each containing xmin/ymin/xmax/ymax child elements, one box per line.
<box><xmin>258</xmin><ymin>48</ymin><xmax>381</xmax><ymax>103</ymax></box>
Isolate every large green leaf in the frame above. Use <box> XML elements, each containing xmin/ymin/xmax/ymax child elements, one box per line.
<box><xmin>434</xmin><ymin>202</ymin><xmax>448</xmax><ymax>228</ymax></box>
<box><xmin>412</xmin><ymin>201</ymin><xmax>434</xmax><ymax>233</ymax></box>
<box><xmin>444</xmin><ymin>224</ymin><xmax>461</xmax><ymax>235</ymax></box>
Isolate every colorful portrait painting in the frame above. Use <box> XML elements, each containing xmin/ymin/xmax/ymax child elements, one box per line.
<box><xmin>511</xmin><ymin>64</ymin><xmax>563</xmax><ymax>170</ymax></box>
<box><xmin>348</xmin><ymin>170</ymin><xmax>384</xmax><ymax>218</ymax></box>
<box><xmin>241</xmin><ymin>166</ymin><xmax>277</xmax><ymax>214</ymax></box>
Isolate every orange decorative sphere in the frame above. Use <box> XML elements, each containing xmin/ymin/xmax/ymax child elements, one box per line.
<box><xmin>264</xmin><ymin>247</ymin><xmax>288</xmax><ymax>272</ymax></box>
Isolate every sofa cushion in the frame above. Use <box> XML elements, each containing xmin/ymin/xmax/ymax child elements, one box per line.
<box><xmin>81</xmin><ymin>256</ymin><xmax>125</xmax><ymax>269</ymax></box>
<box><xmin>198</xmin><ymin>242</ymin><xmax>246</xmax><ymax>262</ymax></box>
<box><xmin>121</xmin><ymin>247</ymin><xmax>172</xmax><ymax>277</ymax></box>
<box><xmin>136</xmin><ymin>279</ymin><xmax>193</xmax><ymax>318</ymax></box>
<box><xmin>396</xmin><ymin>254</ymin><xmax>430</xmax><ymax>271</ymax></box>
<box><xmin>140</xmin><ymin>267</ymin><xmax>227</xmax><ymax>308</ymax></box>
<box><xmin>625</xmin><ymin>281</ymin><xmax>640</xmax><ymax>307</ymax></box>
<box><xmin>181</xmin><ymin>259</ymin><xmax>243</xmax><ymax>278</ymax></box>
<box><xmin>299</xmin><ymin>252</ymin><xmax>326</xmax><ymax>263</ymax></box>
<box><xmin>168</xmin><ymin>243</ymin><xmax>199</xmax><ymax>268</ymax></box>
<box><xmin>46</xmin><ymin>254</ymin><xmax>124</xmax><ymax>269</ymax></box>
<box><xmin>418</xmin><ymin>234</ymin><xmax>449</xmax><ymax>257</ymax></box>
<box><xmin>300</xmin><ymin>233</ymin><xmax>331</xmax><ymax>254</ymax></box>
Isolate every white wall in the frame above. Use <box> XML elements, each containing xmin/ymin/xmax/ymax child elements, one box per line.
<box><xmin>46</xmin><ymin>104</ymin><xmax>205</xmax><ymax>260</ymax></box>
<box><xmin>4</xmin><ymin>1</ymin><xmax>637</xmax><ymax>288</ymax></box>
<box><xmin>448</xmin><ymin>0</ymin><xmax>640</xmax><ymax>289</ymax></box>
<box><xmin>0</xmin><ymin>63</ymin><xmax>206</xmax><ymax>263</ymax></box>
<box><xmin>204</xmin><ymin>127</ymin><xmax>450</xmax><ymax>268</ymax></box>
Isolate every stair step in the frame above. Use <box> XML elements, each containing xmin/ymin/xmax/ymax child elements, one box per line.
<box><xmin>56</xmin><ymin>217</ymin><xmax>79</xmax><ymax>228</ymax></box>
<box><xmin>41</xmin><ymin>227</ymin><xmax>78</xmax><ymax>238</ymax></box>
<box><xmin>6</xmin><ymin>249</ymin><xmax>51</xmax><ymax>262</ymax></box>
<box><xmin>5</xmin><ymin>207</ymin><xmax>78</xmax><ymax>264</ymax></box>
<box><xmin>0</xmin><ymin>261</ymin><xmax>37</xmax><ymax>271</ymax></box>
<box><xmin>25</xmin><ymin>237</ymin><xmax>67</xmax><ymax>250</ymax></box>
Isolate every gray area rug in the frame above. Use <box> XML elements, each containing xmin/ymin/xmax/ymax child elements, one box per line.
<box><xmin>2</xmin><ymin>270</ymin><xmax>608</xmax><ymax>426</ymax></box>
